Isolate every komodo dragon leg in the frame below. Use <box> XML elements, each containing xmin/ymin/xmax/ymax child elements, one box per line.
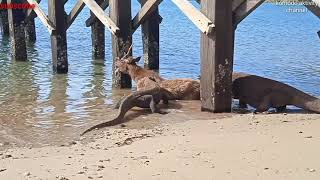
<box><xmin>254</xmin><ymin>94</ymin><xmax>272</xmax><ymax>113</ymax></box>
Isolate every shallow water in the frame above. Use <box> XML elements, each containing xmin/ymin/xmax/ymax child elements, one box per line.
<box><xmin>0</xmin><ymin>1</ymin><xmax>319</xmax><ymax>148</ymax></box>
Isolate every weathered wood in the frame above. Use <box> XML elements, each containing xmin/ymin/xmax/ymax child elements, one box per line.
<box><xmin>140</xmin><ymin>0</ymin><xmax>160</xmax><ymax>70</ymax></box>
<box><xmin>196</xmin><ymin>0</ymin><xmax>247</xmax><ymax>11</ymax></box>
<box><xmin>24</xmin><ymin>18</ymin><xmax>36</xmax><ymax>42</ymax></box>
<box><xmin>66</xmin><ymin>0</ymin><xmax>86</xmax><ymax>29</ymax></box>
<box><xmin>110</xmin><ymin>0</ymin><xmax>132</xmax><ymax>88</ymax></box>
<box><xmin>305</xmin><ymin>0</ymin><xmax>320</xmax><ymax>18</ymax></box>
<box><xmin>82</xmin><ymin>0</ymin><xmax>119</xmax><ymax>35</ymax></box>
<box><xmin>91</xmin><ymin>0</ymin><xmax>105</xmax><ymax>60</ymax></box>
<box><xmin>200</xmin><ymin>0</ymin><xmax>234</xmax><ymax>112</ymax></box>
<box><xmin>7</xmin><ymin>0</ymin><xmax>27</xmax><ymax>61</ymax></box>
<box><xmin>171</xmin><ymin>0</ymin><xmax>214</xmax><ymax>35</ymax></box>
<box><xmin>234</xmin><ymin>0</ymin><xmax>265</xmax><ymax>25</ymax></box>
<box><xmin>132</xmin><ymin>0</ymin><xmax>163</xmax><ymax>33</ymax></box>
<box><xmin>48</xmin><ymin>0</ymin><xmax>68</xmax><ymax>73</ymax></box>
<box><xmin>26</xmin><ymin>0</ymin><xmax>56</xmax><ymax>34</ymax></box>
<box><xmin>0</xmin><ymin>0</ymin><xmax>9</xmax><ymax>35</ymax></box>
<box><xmin>25</xmin><ymin>0</ymin><xmax>40</xmax><ymax>21</ymax></box>
<box><xmin>85</xmin><ymin>0</ymin><xmax>109</xmax><ymax>27</ymax></box>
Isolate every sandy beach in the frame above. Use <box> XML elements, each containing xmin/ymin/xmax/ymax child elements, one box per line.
<box><xmin>0</xmin><ymin>101</ymin><xmax>320</xmax><ymax>180</ymax></box>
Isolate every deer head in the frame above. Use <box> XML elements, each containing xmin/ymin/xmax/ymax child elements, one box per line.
<box><xmin>114</xmin><ymin>44</ymin><xmax>142</xmax><ymax>74</ymax></box>
<box><xmin>115</xmin><ymin>56</ymin><xmax>142</xmax><ymax>74</ymax></box>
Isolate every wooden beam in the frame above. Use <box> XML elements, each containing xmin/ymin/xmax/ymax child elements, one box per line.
<box><xmin>49</xmin><ymin>0</ymin><xmax>68</xmax><ymax>73</ymax></box>
<box><xmin>132</xmin><ymin>0</ymin><xmax>163</xmax><ymax>33</ymax></box>
<box><xmin>196</xmin><ymin>0</ymin><xmax>247</xmax><ymax>11</ymax></box>
<box><xmin>305</xmin><ymin>0</ymin><xmax>320</xmax><ymax>18</ymax></box>
<box><xmin>234</xmin><ymin>0</ymin><xmax>265</xmax><ymax>25</ymax></box>
<box><xmin>85</xmin><ymin>0</ymin><xmax>109</xmax><ymax>27</ymax></box>
<box><xmin>200</xmin><ymin>0</ymin><xmax>234</xmax><ymax>112</ymax></box>
<box><xmin>171</xmin><ymin>0</ymin><xmax>214</xmax><ymax>35</ymax></box>
<box><xmin>140</xmin><ymin>0</ymin><xmax>160</xmax><ymax>70</ymax></box>
<box><xmin>66</xmin><ymin>0</ymin><xmax>86</xmax><ymax>29</ymax></box>
<box><xmin>7</xmin><ymin>0</ymin><xmax>27</xmax><ymax>61</ymax></box>
<box><xmin>110</xmin><ymin>0</ymin><xmax>132</xmax><ymax>88</ymax></box>
<box><xmin>91</xmin><ymin>0</ymin><xmax>105</xmax><ymax>60</ymax></box>
<box><xmin>81</xmin><ymin>0</ymin><xmax>119</xmax><ymax>35</ymax></box>
<box><xmin>26</xmin><ymin>0</ymin><xmax>56</xmax><ymax>34</ymax></box>
<box><xmin>25</xmin><ymin>0</ymin><xmax>40</xmax><ymax>21</ymax></box>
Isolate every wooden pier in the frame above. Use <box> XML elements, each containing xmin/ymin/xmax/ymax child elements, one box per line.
<box><xmin>0</xmin><ymin>0</ymin><xmax>319</xmax><ymax>112</ymax></box>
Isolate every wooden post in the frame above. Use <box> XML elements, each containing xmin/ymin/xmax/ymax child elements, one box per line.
<box><xmin>7</xmin><ymin>0</ymin><xmax>27</xmax><ymax>61</ymax></box>
<box><xmin>110</xmin><ymin>0</ymin><xmax>132</xmax><ymax>88</ymax></box>
<box><xmin>200</xmin><ymin>0</ymin><xmax>234</xmax><ymax>112</ymax></box>
<box><xmin>91</xmin><ymin>0</ymin><xmax>105</xmax><ymax>60</ymax></box>
<box><xmin>0</xmin><ymin>0</ymin><xmax>10</xmax><ymax>35</ymax></box>
<box><xmin>48</xmin><ymin>0</ymin><xmax>68</xmax><ymax>73</ymax></box>
<box><xmin>140</xmin><ymin>0</ymin><xmax>160</xmax><ymax>70</ymax></box>
<box><xmin>25</xmin><ymin>18</ymin><xmax>36</xmax><ymax>43</ymax></box>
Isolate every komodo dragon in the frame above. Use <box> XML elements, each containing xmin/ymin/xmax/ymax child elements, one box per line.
<box><xmin>81</xmin><ymin>86</ymin><xmax>170</xmax><ymax>136</ymax></box>
<box><xmin>232</xmin><ymin>72</ymin><xmax>320</xmax><ymax>113</ymax></box>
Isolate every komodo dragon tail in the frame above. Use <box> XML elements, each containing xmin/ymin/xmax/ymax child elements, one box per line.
<box><xmin>291</xmin><ymin>90</ymin><xmax>320</xmax><ymax>113</ymax></box>
<box><xmin>80</xmin><ymin>87</ymin><xmax>162</xmax><ymax>136</ymax></box>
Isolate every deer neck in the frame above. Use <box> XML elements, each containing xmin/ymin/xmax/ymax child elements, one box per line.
<box><xmin>127</xmin><ymin>65</ymin><xmax>145</xmax><ymax>82</ymax></box>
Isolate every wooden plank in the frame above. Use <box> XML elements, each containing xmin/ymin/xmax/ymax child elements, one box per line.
<box><xmin>81</xmin><ymin>0</ymin><xmax>119</xmax><ymax>35</ymax></box>
<box><xmin>26</xmin><ymin>0</ymin><xmax>56</xmax><ymax>34</ymax></box>
<box><xmin>110</xmin><ymin>0</ymin><xmax>132</xmax><ymax>88</ymax></box>
<box><xmin>234</xmin><ymin>0</ymin><xmax>265</xmax><ymax>25</ymax></box>
<box><xmin>66</xmin><ymin>0</ymin><xmax>86</xmax><ymax>29</ymax></box>
<box><xmin>305</xmin><ymin>0</ymin><xmax>320</xmax><ymax>18</ymax></box>
<box><xmin>48</xmin><ymin>0</ymin><xmax>68</xmax><ymax>73</ymax></box>
<box><xmin>171</xmin><ymin>0</ymin><xmax>214</xmax><ymax>35</ymax></box>
<box><xmin>26</xmin><ymin>0</ymin><xmax>67</xmax><ymax>20</ymax></box>
<box><xmin>196</xmin><ymin>0</ymin><xmax>247</xmax><ymax>11</ymax></box>
<box><xmin>140</xmin><ymin>0</ymin><xmax>160</xmax><ymax>70</ymax></box>
<box><xmin>91</xmin><ymin>0</ymin><xmax>105</xmax><ymax>60</ymax></box>
<box><xmin>85</xmin><ymin>0</ymin><xmax>109</xmax><ymax>27</ymax></box>
<box><xmin>25</xmin><ymin>0</ymin><xmax>40</xmax><ymax>21</ymax></box>
<box><xmin>200</xmin><ymin>0</ymin><xmax>234</xmax><ymax>112</ymax></box>
<box><xmin>0</xmin><ymin>0</ymin><xmax>9</xmax><ymax>35</ymax></box>
<box><xmin>7</xmin><ymin>0</ymin><xmax>27</xmax><ymax>61</ymax></box>
<box><xmin>132</xmin><ymin>0</ymin><xmax>163</xmax><ymax>33</ymax></box>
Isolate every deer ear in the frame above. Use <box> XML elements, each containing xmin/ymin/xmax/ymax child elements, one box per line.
<box><xmin>133</xmin><ymin>56</ymin><xmax>141</xmax><ymax>63</ymax></box>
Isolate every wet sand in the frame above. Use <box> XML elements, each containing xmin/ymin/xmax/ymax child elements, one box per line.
<box><xmin>1</xmin><ymin>101</ymin><xmax>320</xmax><ymax>180</ymax></box>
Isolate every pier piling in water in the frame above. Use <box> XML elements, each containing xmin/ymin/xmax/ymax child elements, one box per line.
<box><xmin>91</xmin><ymin>0</ymin><xmax>105</xmax><ymax>60</ymax></box>
<box><xmin>48</xmin><ymin>0</ymin><xmax>68</xmax><ymax>73</ymax></box>
<box><xmin>140</xmin><ymin>0</ymin><xmax>160</xmax><ymax>70</ymax></box>
<box><xmin>0</xmin><ymin>0</ymin><xmax>10</xmax><ymax>35</ymax></box>
<box><xmin>110</xmin><ymin>0</ymin><xmax>132</xmax><ymax>88</ymax></box>
<box><xmin>24</xmin><ymin>17</ymin><xmax>36</xmax><ymax>43</ymax></box>
<box><xmin>7</xmin><ymin>0</ymin><xmax>27</xmax><ymax>61</ymax></box>
<box><xmin>200</xmin><ymin>0</ymin><xmax>234</xmax><ymax>112</ymax></box>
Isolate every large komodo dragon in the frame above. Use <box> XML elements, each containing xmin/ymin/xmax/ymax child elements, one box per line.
<box><xmin>81</xmin><ymin>86</ymin><xmax>170</xmax><ymax>136</ymax></box>
<box><xmin>116</xmin><ymin>56</ymin><xmax>320</xmax><ymax>113</ymax></box>
<box><xmin>232</xmin><ymin>73</ymin><xmax>320</xmax><ymax>113</ymax></box>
